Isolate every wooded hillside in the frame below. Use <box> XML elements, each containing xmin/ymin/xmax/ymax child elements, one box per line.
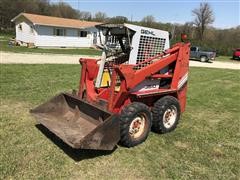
<box><xmin>0</xmin><ymin>0</ymin><xmax>239</xmax><ymax>56</ymax></box>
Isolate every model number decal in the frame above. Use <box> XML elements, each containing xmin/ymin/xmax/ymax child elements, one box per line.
<box><xmin>141</xmin><ymin>29</ymin><xmax>155</xmax><ymax>36</ymax></box>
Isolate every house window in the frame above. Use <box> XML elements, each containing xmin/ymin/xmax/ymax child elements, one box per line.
<box><xmin>78</xmin><ymin>31</ymin><xmax>88</xmax><ymax>37</ymax></box>
<box><xmin>18</xmin><ymin>24</ymin><xmax>22</xmax><ymax>31</ymax></box>
<box><xmin>54</xmin><ymin>28</ymin><xmax>66</xmax><ymax>36</ymax></box>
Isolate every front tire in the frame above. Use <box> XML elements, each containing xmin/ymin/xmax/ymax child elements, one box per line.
<box><xmin>152</xmin><ymin>96</ymin><xmax>180</xmax><ymax>133</ymax></box>
<box><xmin>119</xmin><ymin>102</ymin><xmax>152</xmax><ymax>147</ymax></box>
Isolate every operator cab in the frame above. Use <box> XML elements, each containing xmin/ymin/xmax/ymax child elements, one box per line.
<box><xmin>95</xmin><ymin>23</ymin><xmax>170</xmax><ymax>88</ymax></box>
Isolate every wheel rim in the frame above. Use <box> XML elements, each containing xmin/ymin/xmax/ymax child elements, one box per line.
<box><xmin>163</xmin><ymin>105</ymin><xmax>177</xmax><ymax>129</ymax></box>
<box><xmin>200</xmin><ymin>57</ymin><xmax>206</xmax><ymax>62</ymax></box>
<box><xmin>129</xmin><ymin>113</ymin><xmax>146</xmax><ymax>139</ymax></box>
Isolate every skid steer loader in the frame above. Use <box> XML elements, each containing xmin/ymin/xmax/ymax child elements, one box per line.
<box><xmin>31</xmin><ymin>23</ymin><xmax>190</xmax><ymax>150</ymax></box>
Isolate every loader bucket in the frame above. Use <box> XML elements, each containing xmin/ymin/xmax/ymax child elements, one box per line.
<box><xmin>30</xmin><ymin>93</ymin><xmax>120</xmax><ymax>150</ymax></box>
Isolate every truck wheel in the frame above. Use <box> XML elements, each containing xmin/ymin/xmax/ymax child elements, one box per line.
<box><xmin>119</xmin><ymin>102</ymin><xmax>152</xmax><ymax>147</ymax></box>
<box><xmin>200</xmin><ymin>56</ymin><xmax>208</xmax><ymax>62</ymax></box>
<box><xmin>152</xmin><ymin>96</ymin><xmax>180</xmax><ymax>133</ymax></box>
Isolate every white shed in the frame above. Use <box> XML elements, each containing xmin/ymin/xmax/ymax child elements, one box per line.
<box><xmin>11</xmin><ymin>13</ymin><xmax>103</xmax><ymax>48</ymax></box>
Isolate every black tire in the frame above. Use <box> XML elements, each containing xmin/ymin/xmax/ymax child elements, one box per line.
<box><xmin>152</xmin><ymin>96</ymin><xmax>180</xmax><ymax>134</ymax></box>
<box><xmin>119</xmin><ymin>102</ymin><xmax>152</xmax><ymax>147</ymax></box>
<box><xmin>200</xmin><ymin>56</ymin><xmax>208</xmax><ymax>62</ymax></box>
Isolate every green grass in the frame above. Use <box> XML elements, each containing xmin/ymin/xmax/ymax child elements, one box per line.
<box><xmin>0</xmin><ymin>35</ymin><xmax>101</xmax><ymax>56</ymax></box>
<box><xmin>215</xmin><ymin>56</ymin><xmax>239</xmax><ymax>62</ymax></box>
<box><xmin>0</xmin><ymin>65</ymin><xmax>240</xmax><ymax>179</ymax></box>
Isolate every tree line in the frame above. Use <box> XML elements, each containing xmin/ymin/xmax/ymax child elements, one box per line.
<box><xmin>0</xmin><ymin>0</ymin><xmax>239</xmax><ymax>56</ymax></box>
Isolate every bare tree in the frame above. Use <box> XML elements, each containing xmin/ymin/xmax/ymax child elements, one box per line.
<box><xmin>93</xmin><ymin>11</ymin><xmax>107</xmax><ymax>22</ymax></box>
<box><xmin>141</xmin><ymin>15</ymin><xmax>156</xmax><ymax>27</ymax></box>
<box><xmin>108</xmin><ymin>16</ymin><xmax>128</xmax><ymax>24</ymax></box>
<box><xmin>51</xmin><ymin>2</ymin><xmax>79</xmax><ymax>19</ymax></box>
<box><xmin>192</xmin><ymin>2</ymin><xmax>214</xmax><ymax>40</ymax></box>
<box><xmin>78</xmin><ymin>11</ymin><xmax>92</xmax><ymax>21</ymax></box>
<box><xmin>182</xmin><ymin>22</ymin><xmax>195</xmax><ymax>39</ymax></box>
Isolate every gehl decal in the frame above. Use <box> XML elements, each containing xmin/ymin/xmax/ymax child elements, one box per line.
<box><xmin>141</xmin><ymin>29</ymin><xmax>155</xmax><ymax>36</ymax></box>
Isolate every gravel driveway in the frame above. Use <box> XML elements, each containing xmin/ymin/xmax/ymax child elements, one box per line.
<box><xmin>189</xmin><ymin>60</ymin><xmax>240</xmax><ymax>70</ymax></box>
<box><xmin>0</xmin><ymin>52</ymin><xmax>98</xmax><ymax>64</ymax></box>
<box><xmin>1</xmin><ymin>52</ymin><xmax>239</xmax><ymax>70</ymax></box>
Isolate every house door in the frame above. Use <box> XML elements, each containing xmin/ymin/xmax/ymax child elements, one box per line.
<box><xmin>93</xmin><ymin>32</ymin><xmax>97</xmax><ymax>45</ymax></box>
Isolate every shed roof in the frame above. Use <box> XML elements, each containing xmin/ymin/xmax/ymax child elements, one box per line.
<box><xmin>11</xmin><ymin>13</ymin><xmax>101</xmax><ymax>29</ymax></box>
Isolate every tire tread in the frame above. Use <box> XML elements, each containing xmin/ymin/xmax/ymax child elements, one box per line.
<box><xmin>152</xmin><ymin>96</ymin><xmax>180</xmax><ymax>133</ymax></box>
<box><xmin>119</xmin><ymin>102</ymin><xmax>152</xmax><ymax>147</ymax></box>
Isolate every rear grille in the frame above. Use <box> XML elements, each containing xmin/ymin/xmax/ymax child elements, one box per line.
<box><xmin>136</xmin><ymin>35</ymin><xmax>166</xmax><ymax>69</ymax></box>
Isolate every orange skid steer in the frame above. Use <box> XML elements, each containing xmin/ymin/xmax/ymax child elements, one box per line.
<box><xmin>31</xmin><ymin>24</ymin><xmax>190</xmax><ymax>150</ymax></box>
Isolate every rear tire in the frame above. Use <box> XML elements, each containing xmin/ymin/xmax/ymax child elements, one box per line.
<box><xmin>152</xmin><ymin>96</ymin><xmax>180</xmax><ymax>133</ymax></box>
<box><xmin>119</xmin><ymin>102</ymin><xmax>152</xmax><ymax>147</ymax></box>
<box><xmin>200</xmin><ymin>56</ymin><xmax>208</xmax><ymax>62</ymax></box>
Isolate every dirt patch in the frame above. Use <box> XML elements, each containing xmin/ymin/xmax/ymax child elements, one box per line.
<box><xmin>0</xmin><ymin>99</ymin><xmax>31</xmax><ymax>116</ymax></box>
<box><xmin>174</xmin><ymin>141</ymin><xmax>190</xmax><ymax>150</ymax></box>
<box><xmin>211</xmin><ymin>147</ymin><xmax>224</xmax><ymax>158</ymax></box>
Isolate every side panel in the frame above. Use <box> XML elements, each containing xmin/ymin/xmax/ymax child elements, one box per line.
<box><xmin>178</xmin><ymin>85</ymin><xmax>188</xmax><ymax>113</ymax></box>
<box><xmin>177</xmin><ymin>43</ymin><xmax>190</xmax><ymax>112</ymax></box>
<box><xmin>35</xmin><ymin>26</ymin><xmax>100</xmax><ymax>47</ymax></box>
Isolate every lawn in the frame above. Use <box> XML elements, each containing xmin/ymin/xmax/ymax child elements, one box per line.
<box><xmin>215</xmin><ymin>56</ymin><xmax>236</xmax><ymax>62</ymax></box>
<box><xmin>0</xmin><ymin>65</ymin><xmax>240</xmax><ymax>179</ymax></box>
<box><xmin>0</xmin><ymin>34</ymin><xmax>101</xmax><ymax>56</ymax></box>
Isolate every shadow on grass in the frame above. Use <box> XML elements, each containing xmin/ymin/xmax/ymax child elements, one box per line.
<box><xmin>231</xmin><ymin>58</ymin><xmax>240</xmax><ymax>61</ymax></box>
<box><xmin>36</xmin><ymin>124</ymin><xmax>117</xmax><ymax>161</ymax></box>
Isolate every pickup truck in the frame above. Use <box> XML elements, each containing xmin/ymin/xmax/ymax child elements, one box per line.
<box><xmin>232</xmin><ymin>48</ymin><xmax>240</xmax><ymax>60</ymax></box>
<box><xmin>190</xmin><ymin>46</ymin><xmax>216</xmax><ymax>62</ymax></box>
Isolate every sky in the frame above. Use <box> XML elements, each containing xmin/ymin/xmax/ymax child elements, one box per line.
<box><xmin>51</xmin><ymin>0</ymin><xmax>240</xmax><ymax>29</ymax></box>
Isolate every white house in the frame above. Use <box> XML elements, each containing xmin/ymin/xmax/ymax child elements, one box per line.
<box><xmin>11</xmin><ymin>13</ymin><xmax>103</xmax><ymax>48</ymax></box>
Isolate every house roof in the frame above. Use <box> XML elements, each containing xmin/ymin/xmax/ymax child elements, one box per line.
<box><xmin>11</xmin><ymin>13</ymin><xmax>102</xmax><ymax>29</ymax></box>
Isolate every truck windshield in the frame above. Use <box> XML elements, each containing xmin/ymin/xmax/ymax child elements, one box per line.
<box><xmin>190</xmin><ymin>47</ymin><xmax>197</xmax><ymax>51</ymax></box>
